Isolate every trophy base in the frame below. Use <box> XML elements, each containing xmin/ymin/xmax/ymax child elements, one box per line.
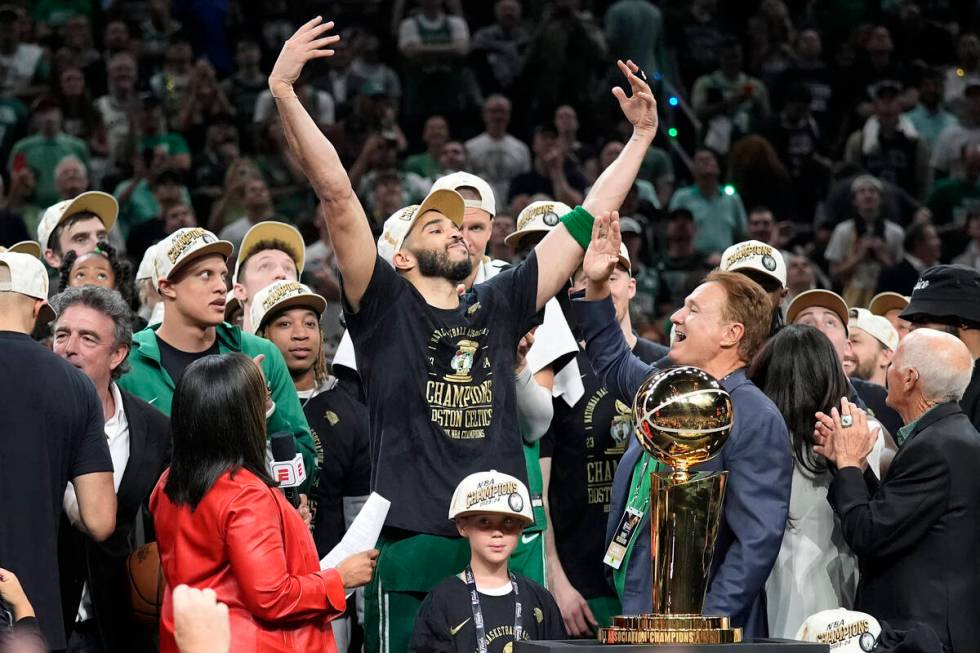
<box><xmin>598</xmin><ymin>614</ymin><xmax>743</xmax><ymax>645</ymax></box>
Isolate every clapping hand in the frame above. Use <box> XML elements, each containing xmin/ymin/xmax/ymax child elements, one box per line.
<box><xmin>269</xmin><ymin>17</ymin><xmax>341</xmax><ymax>97</ymax></box>
<box><xmin>612</xmin><ymin>60</ymin><xmax>658</xmax><ymax>138</ymax></box>
<box><xmin>582</xmin><ymin>211</ymin><xmax>622</xmax><ymax>299</ymax></box>
<box><xmin>814</xmin><ymin>397</ymin><xmax>879</xmax><ymax>470</ymax></box>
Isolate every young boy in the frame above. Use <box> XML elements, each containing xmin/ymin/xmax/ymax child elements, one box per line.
<box><xmin>410</xmin><ymin>471</ymin><xmax>567</xmax><ymax>653</ymax></box>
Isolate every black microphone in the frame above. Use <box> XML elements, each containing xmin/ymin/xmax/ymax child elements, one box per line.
<box><xmin>269</xmin><ymin>431</ymin><xmax>306</xmax><ymax>508</ymax></box>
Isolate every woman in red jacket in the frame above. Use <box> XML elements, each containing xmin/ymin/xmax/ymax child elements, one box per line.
<box><xmin>150</xmin><ymin>353</ymin><xmax>376</xmax><ymax>653</ymax></box>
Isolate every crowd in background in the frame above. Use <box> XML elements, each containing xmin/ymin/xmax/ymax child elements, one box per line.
<box><xmin>3</xmin><ymin>1</ymin><xmax>980</xmax><ymax>653</ymax></box>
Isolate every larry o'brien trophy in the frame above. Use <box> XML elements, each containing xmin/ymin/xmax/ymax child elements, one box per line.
<box><xmin>598</xmin><ymin>366</ymin><xmax>740</xmax><ymax>645</ymax></box>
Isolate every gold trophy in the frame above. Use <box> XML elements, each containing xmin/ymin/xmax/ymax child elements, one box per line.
<box><xmin>598</xmin><ymin>366</ymin><xmax>741</xmax><ymax>645</ymax></box>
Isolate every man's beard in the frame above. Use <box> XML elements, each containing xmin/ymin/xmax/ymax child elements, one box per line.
<box><xmin>415</xmin><ymin>246</ymin><xmax>472</xmax><ymax>282</ymax></box>
<box><xmin>850</xmin><ymin>356</ymin><xmax>877</xmax><ymax>382</ymax></box>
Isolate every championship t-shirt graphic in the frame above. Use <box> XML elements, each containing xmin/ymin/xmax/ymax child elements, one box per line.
<box><xmin>426</xmin><ymin>329</ymin><xmax>493</xmax><ymax>440</ymax></box>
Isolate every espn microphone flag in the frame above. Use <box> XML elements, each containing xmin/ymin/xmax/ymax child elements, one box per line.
<box><xmin>270</xmin><ymin>431</ymin><xmax>306</xmax><ymax>506</ymax></box>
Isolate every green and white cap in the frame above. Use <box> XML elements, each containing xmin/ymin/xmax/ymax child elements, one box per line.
<box><xmin>448</xmin><ymin>470</ymin><xmax>533</xmax><ymax>525</ymax></box>
<box><xmin>505</xmin><ymin>200</ymin><xmax>572</xmax><ymax>249</ymax></box>
<box><xmin>249</xmin><ymin>279</ymin><xmax>326</xmax><ymax>335</ymax></box>
<box><xmin>152</xmin><ymin>227</ymin><xmax>233</xmax><ymax>290</ymax></box>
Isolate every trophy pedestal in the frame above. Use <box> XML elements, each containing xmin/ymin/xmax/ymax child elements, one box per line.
<box><xmin>516</xmin><ymin>639</ymin><xmax>829</xmax><ymax>652</ymax></box>
<box><xmin>597</xmin><ymin>614</ymin><xmax>742</xmax><ymax>644</ymax></box>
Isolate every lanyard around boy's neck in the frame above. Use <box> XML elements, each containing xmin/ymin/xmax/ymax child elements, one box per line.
<box><xmin>463</xmin><ymin>566</ymin><xmax>522</xmax><ymax>653</ymax></box>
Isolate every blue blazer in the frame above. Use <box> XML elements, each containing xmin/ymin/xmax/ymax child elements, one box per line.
<box><xmin>576</xmin><ymin>297</ymin><xmax>792</xmax><ymax>639</ymax></box>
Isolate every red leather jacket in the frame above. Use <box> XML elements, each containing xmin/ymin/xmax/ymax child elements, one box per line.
<box><xmin>150</xmin><ymin>468</ymin><xmax>346</xmax><ymax>653</ymax></box>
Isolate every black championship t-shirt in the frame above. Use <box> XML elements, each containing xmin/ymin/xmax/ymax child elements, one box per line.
<box><xmin>156</xmin><ymin>336</ymin><xmax>219</xmax><ymax>385</ymax></box>
<box><xmin>344</xmin><ymin>253</ymin><xmax>540</xmax><ymax>536</ymax></box>
<box><xmin>305</xmin><ymin>377</ymin><xmax>371</xmax><ymax>557</ymax></box>
<box><xmin>410</xmin><ymin>575</ymin><xmax>566</xmax><ymax>653</ymax></box>
<box><xmin>540</xmin><ymin>339</ymin><xmax>664</xmax><ymax>599</ymax></box>
<box><xmin>0</xmin><ymin>331</ymin><xmax>111</xmax><ymax>649</ymax></box>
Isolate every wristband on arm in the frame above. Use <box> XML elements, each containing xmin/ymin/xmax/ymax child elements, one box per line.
<box><xmin>559</xmin><ymin>206</ymin><xmax>596</xmax><ymax>250</ymax></box>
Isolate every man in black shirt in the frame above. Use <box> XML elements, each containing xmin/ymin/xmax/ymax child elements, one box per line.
<box><xmin>542</xmin><ymin>244</ymin><xmax>666</xmax><ymax>636</ymax></box>
<box><xmin>271</xmin><ymin>20</ymin><xmax>657</xmax><ymax>653</ymax></box>
<box><xmin>0</xmin><ymin>251</ymin><xmax>115</xmax><ymax>651</ymax></box>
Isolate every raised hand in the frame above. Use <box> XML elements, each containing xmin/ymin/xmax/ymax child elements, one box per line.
<box><xmin>269</xmin><ymin>17</ymin><xmax>340</xmax><ymax>97</ymax></box>
<box><xmin>611</xmin><ymin>60</ymin><xmax>658</xmax><ymax>137</ymax></box>
<box><xmin>583</xmin><ymin>211</ymin><xmax>622</xmax><ymax>286</ymax></box>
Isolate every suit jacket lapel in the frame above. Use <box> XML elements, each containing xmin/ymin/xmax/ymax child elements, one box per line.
<box><xmin>115</xmin><ymin>390</ymin><xmax>147</xmax><ymax>519</ymax></box>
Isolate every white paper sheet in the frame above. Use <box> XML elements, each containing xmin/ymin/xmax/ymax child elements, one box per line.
<box><xmin>320</xmin><ymin>492</ymin><xmax>390</xmax><ymax>571</ymax></box>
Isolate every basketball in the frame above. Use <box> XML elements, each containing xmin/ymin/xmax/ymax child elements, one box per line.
<box><xmin>127</xmin><ymin>541</ymin><xmax>166</xmax><ymax>623</ymax></box>
<box><xmin>633</xmin><ymin>366</ymin><xmax>734</xmax><ymax>471</ymax></box>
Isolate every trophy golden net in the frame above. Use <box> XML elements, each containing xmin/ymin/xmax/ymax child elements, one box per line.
<box><xmin>598</xmin><ymin>366</ymin><xmax>742</xmax><ymax>645</ymax></box>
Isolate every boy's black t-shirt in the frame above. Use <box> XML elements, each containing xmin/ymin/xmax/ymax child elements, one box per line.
<box><xmin>410</xmin><ymin>574</ymin><xmax>567</xmax><ymax>653</ymax></box>
<box><xmin>540</xmin><ymin>341</ymin><xmax>663</xmax><ymax>599</ymax></box>
<box><xmin>344</xmin><ymin>253</ymin><xmax>540</xmax><ymax>537</ymax></box>
<box><xmin>156</xmin><ymin>336</ymin><xmax>219</xmax><ymax>385</ymax></box>
<box><xmin>305</xmin><ymin>379</ymin><xmax>372</xmax><ymax>557</ymax></box>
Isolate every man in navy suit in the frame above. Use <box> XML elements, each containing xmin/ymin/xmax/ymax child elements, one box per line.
<box><xmin>573</xmin><ymin>221</ymin><xmax>792</xmax><ymax>638</ymax></box>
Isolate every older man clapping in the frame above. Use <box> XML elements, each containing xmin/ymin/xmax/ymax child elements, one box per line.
<box><xmin>814</xmin><ymin>329</ymin><xmax>980</xmax><ymax>653</ymax></box>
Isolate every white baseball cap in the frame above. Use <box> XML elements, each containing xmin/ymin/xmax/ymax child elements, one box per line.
<box><xmin>794</xmin><ymin>609</ymin><xmax>880</xmax><ymax>652</ymax></box>
<box><xmin>233</xmin><ymin>221</ymin><xmax>306</xmax><ymax>284</ymax></box>
<box><xmin>37</xmin><ymin>191</ymin><xmax>118</xmax><ymax>253</ymax></box>
<box><xmin>377</xmin><ymin>189</ymin><xmax>466</xmax><ymax>266</ymax></box>
<box><xmin>505</xmin><ymin>200</ymin><xmax>573</xmax><ymax>249</ymax></box>
<box><xmin>619</xmin><ymin>216</ymin><xmax>643</xmax><ymax>235</ymax></box>
<box><xmin>720</xmin><ymin>240</ymin><xmax>787</xmax><ymax>288</ymax></box>
<box><xmin>448</xmin><ymin>470</ymin><xmax>534</xmax><ymax>525</ymax></box>
<box><xmin>617</xmin><ymin>242</ymin><xmax>631</xmax><ymax>274</ymax></box>
<box><xmin>430</xmin><ymin>171</ymin><xmax>495</xmax><ymax>216</ymax></box>
<box><xmin>136</xmin><ymin>243</ymin><xmax>158</xmax><ymax>281</ymax></box>
<box><xmin>152</xmin><ymin>227</ymin><xmax>234</xmax><ymax>290</ymax></box>
<box><xmin>249</xmin><ymin>280</ymin><xmax>326</xmax><ymax>335</ymax></box>
<box><xmin>0</xmin><ymin>240</ymin><xmax>42</xmax><ymax>259</ymax></box>
<box><xmin>849</xmin><ymin>307</ymin><xmax>899</xmax><ymax>351</ymax></box>
<box><xmin>0</xmin><ymin>251</ymin><xmax>55</xmax><ymax>323</ymax></box>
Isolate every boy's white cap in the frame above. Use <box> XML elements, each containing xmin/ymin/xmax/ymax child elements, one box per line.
<box><xmin>794</xmin><ymin>608</ymin><xmax>880</xmax><ymax>652</ymax></box>
<box><xmin>152</xmin><ymin>227</ymin><xmax>234</xmax><ymax>290</ymax></box>
<box><xmin>377</xmin><ymin>189</ymin><xmax>465</xmax><ymax>267</ymax></box>
<box><xmin>720</xmin><ymin>239</ymin><xmax>787</xmax><ymax>288</ymax></box>
<box><xmin>233</xmin><ymin>221</ymin><xmax>306</xmax><ymax>283</ymax></box>
<box><xmin>849</xmin><ymin>307</ymin><xmax>899</xmax><ymax>351</ymax></box>
<box><xmin>249</xmin><ymin>280</ymin><xmax>326</xmax><ymax>334</ymax></box>
<box><xmin>430</xmin><ymin>171</ymin><xmax>496</xmax><ymax>216</ymax></box>
<box><xmin>505</xmin><ymin>200</ymin><xmax>573</xmax><ymax>249</ymax></box>
<box><xmin>0</xmin><ymin>251</ymin><xmax>55</xmax><ymax>323</ymax></box>
<box><xmin>37</xmin><ymin>191</ymin><xmax>118</xmax><ymax>253</ymax></box>
<box><xmin>449</xmin><ymin>470</ymin><xmax>534</xmax><ymax>525</ymax></box>
<box><xmin>136</xmin><ymin>243</ymin><xmax>158</xmax><ymax>281</ymax></box>
<box><xmin>0</xmin><ymin>240</ymin><xmax>42</xmax><ymax>259</ymax></box>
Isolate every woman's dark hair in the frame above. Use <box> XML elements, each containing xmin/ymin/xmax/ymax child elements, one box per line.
<box><xmin>748</xmin><ymin>324</ymin><xmax>849</xmax><ymax>474</ymax></box>
<box><xmin>164</xmin><ymin>353</ymin><xmax>275</xmax><ymax>509</ymax></box>
<box><xmin>58</xmin><ymin>240</ymin><xmax>138</xmax><ymax>311</ymax></box>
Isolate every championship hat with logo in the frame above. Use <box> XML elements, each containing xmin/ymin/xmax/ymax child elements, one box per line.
<box><xmin>849</xmin><ymin>308</ymin><xmax>899</xmax><ymax>351</ymax></box>
<box><xmin>720</xmin><ymin>239</ymin><xmax>787</xmax><ymax>288</ymax></box>
<box><xmin>448</xmin><ymin>470</ymin><xmax>534</xmax><ymax>525</ymax></box>
<box><xmin>0</xmin><ymin>251</ymin><xmax>55</xmax><ymax>323</ymax></box>
<box><xmin>233</xmin><ymin>221</ymin><xmax>306</xmax><ymax>284</ymax></box>
<box><xmin>377</xmin><ymin>188</ymin><xmax>466</xmax><ymax>266</ymax></box>
<box><xmin>249</xmin><ymin>280</ymin><xmax>326</xmax><ymax>335</ymax></box>
<box><xmin>900</xmin><ymin>264</ymin><xmax>980</xmax><ymax>325</ymax></box>
<box><xmin>430</xmin><ymin>171</ymin><xmax>496</xmax><ymax>216</ymax></box>
<box><xmin>152</xmin><ymin>227</ymin><xmax>234</xmax><ymax>290</ymax></box>
<box><xmin>794</xmin><ymin>609</ymin><xmax>881</xmax><ymax>652</ymax></box>
<box><xmin>0</xmin><ymin>240</ymin><xmax>41</xmax><ymax>258</ymax></box>
<box><xmin>867</xmin><ymin>291</ymin><xmax>908</xmax><ymax>317</ymax></box>
<box><xmin>505</xmin><ymin>200</ymin><xmax>573</xmax><ymax>249</ymax></box>
<box><xmin>786</xmin><ymin>289</ymin><xmax>849</xmax><ymax>328</ymax></box>
<box><xmin>37</xmin><ymin>191</ymin><xmax>118</xmax><ymax>253</ymax></box>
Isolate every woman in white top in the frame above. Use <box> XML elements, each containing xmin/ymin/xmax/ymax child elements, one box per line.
<box><xmin>748</xmin><ymin>325</ymin><xmax>884</xmax><ymax>638</ymax></box>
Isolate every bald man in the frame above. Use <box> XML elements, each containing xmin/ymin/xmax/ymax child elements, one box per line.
<box><xmin>816</xmin><ymin>329</ymin><xmax>980</xmax><ymax>653</ymax></box>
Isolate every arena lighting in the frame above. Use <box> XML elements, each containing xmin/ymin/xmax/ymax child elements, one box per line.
<box><xmin>667</xmin><ymin>127</ymin><xmax>678</xmax><ymax>138</ymax></box>
<box><xmin>668</xmin><ymin>96</ymin><xmax>679</xmax><ymax>106</ymax></box>
<box><xmin>723</xmin><ymin>185</ymin><xmax>736</xmax><ymax>196</ymax></box>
